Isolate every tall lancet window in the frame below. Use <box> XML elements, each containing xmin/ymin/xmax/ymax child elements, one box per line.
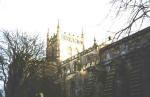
<box><xmin>74</xmin><ymin>48</ymin><xmax>79</xmax><ymax>55</ymax></box>
<box><xmin>67</xmin><ymin>46</ymin><xmax>72</xmax><ymax>57</ymax></box>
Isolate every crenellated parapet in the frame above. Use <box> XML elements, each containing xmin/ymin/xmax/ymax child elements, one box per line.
<box><xmin>61</xmin><ymin>32</ymin><xmax>83</xmax><ymax>45</ymax></box>
<box><xmin>99</xmin><ymin>26</ymin><xmax>150</xmax><ymax>64</ymax></box>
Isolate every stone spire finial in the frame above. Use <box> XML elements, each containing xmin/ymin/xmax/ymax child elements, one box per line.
<box><xmin>81</xmin><ymin>27</ymin><xmax>84</xmax><ymax>38</ymax></box>
<box><xmin>81</xmin><ymin>27</ymin><xmax>85</xmax><ymax>50</ymax></box>
<box><xmin>94</xmin><ymin>36</ymin><xmax>97</xmax><ymax>46</ymax></box>
<box><xmin>56</xmin><ymin>20</ymin><xmax>60</xmax><ymax>62</ymax></box>
<box><xmin>47</xmin><ymin>28</ymin><xmax>50</xmax><ymax>41</ymax></box>
<box><xmin>57</xmin><ymin>19</ymin><xmax>60</xmax><ymax>34</ymax></box>
<box><xmin>94</xmin><ymin>36</ymin><xmax>96</xmax><ymax>43</ymax></box>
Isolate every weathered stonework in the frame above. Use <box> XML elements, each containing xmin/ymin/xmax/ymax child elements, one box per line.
<box><xmin>46</xmin><ymin>25</ymin><xmax>150</xmax><ymax>97</ymax></box>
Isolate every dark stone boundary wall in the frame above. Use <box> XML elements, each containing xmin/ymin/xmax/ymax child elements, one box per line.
<box><xmin>99</xmin><ymin>26</ymin><xmax>150</xmax><ymax>63</ymax></box>
<box><xmin>100</xmin><ymin>32</ymin><xmax>150</xmax><ymax>97</ymax></box>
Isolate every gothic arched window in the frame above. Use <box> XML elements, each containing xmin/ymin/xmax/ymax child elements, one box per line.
<box><xmin>74</xmin><ymin>48</ymin><xmax>79</xmax><ymax>54</ymax></box>
<box><xmin>67</xmin><ymin>46</ymin><xmax>72</xmax><ymax>56</ymax></box>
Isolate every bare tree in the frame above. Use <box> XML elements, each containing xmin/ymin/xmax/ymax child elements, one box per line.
<box><xmin>0</xmin><ymin>55</ymin><xmax>7</xmax><ymax>96</ymax></box>
<box><xmin>0</xmin><ymin>30</ymin><xmax>44</xmax><ymax>97</ymax></box>
<box><xmin>110</xmin><ymin>0</ymin><xmax>150</xmax><ymax>39</ymax></box>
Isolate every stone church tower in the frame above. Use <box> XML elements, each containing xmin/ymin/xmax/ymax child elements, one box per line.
<box><xmin>46</xmin><ymin>21</ymin><xmax>85</xmax><ymax>63</ymax></box>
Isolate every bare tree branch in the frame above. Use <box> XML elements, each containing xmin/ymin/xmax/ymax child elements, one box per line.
<box><xmin>0</xmin><ymin>30</ymin><xmax>45</xmax><ymax>97</ymax></box>
<box><xmin>111</xmin><ymin>0</ymin><xmax>150</xmax><ymax>40</ymax></box>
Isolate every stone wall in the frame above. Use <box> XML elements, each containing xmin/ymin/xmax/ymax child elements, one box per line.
<box><xmin>55</xmin><ymin>26</ymin><xmax>150</xmax><ymax>97</ymax></box>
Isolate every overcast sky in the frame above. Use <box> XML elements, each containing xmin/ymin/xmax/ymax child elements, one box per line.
<box><xmin>1</xmin><ymin>0</ymin><xmax>150</xmax><ymax>95</ymax></box>
<box><xmin>0</xmin><ymin>0</ymin><xmax>149</xmax><ymax>48</ymax></box>
<box><xmin>0</xmin><ymin>0</ymin><xmax>116</xmax><ymax>48</ymax></box>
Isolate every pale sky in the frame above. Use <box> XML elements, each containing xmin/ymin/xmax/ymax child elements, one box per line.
<box><xmin>0</xmin><ymin>0</ymin><xmax>114</xmax><ymax>88</ymax></box>
<box><xmin>0</xmin><ymin>0</ymin><xmax>149</xmax><ymax>91</ymax></box>
<box><xmin>0</xmin><ymin>0</ymin><xmax>149</xmax><ymax>48</ymax></box>
<box><xmin>0</xmin><ymin>0</ymin><xmax>115</xmax><ymax>48</ymax></box>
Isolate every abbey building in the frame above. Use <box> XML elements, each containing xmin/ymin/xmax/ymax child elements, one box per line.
<box><xmin>45</xmin><ymin>20</ymin><xmax>150</xmax><ymax>97</ymax></box>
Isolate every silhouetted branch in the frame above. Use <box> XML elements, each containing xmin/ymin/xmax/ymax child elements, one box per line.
<box><xmin>0</xmin><ymin>30</ymin><xmax>44</xmax><ymax>97</ymax></box>
<box><xmin>111</xmin><ymin>0</ymin><xmax>150</xmax><ymax>39</ymax></box>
